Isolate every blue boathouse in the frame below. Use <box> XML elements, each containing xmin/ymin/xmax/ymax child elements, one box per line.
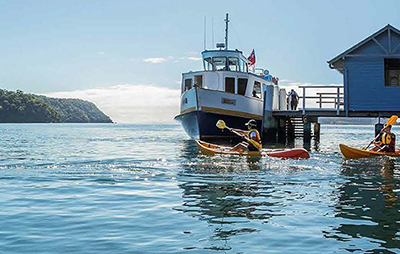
<box><xmin>270</xmin><ymin>25</ymin><xmax>400</xmax><ymax>145</ymax></box>
<box><xmin>328</xmin><ymin>24</ymin><xmax>400</xmax><ymax>114</ymax></box>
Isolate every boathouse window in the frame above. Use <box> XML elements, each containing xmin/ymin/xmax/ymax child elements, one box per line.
<box><xmin>204</xmin><ymin>57</ymin><xmax>212</xmax><ymax>71</ymax></box>
<box><xmin>385</xmin><ymin>59</ymin><xmax>400</xmax><ymax>86</ymax></box>
<box><xmin>194</xmin><ymin>75</ymin><xmax>202</xmax><ymax>88</ymax></box>
<box><xmin>253</xmin><ymin>81</ymin><xmax>261</xmax><ymax>98</ymax></box>
<box><xmin>225</xmin><ymin>77</ymin><xmax>235</xmax><ymax>94</ymax></box>
<box><xmin>237</xmin><ymin>78</ymin><xmax>248</xmax><ymax>96</ymax></box>
<box><xmin>213</xmin><ymin>57</ymin><xmax>227</xmax><ymax>71</ymax></box>
<box><xmin>228</xmin><ymin>57</ymin><xmax>239</xmax><ymax>72</ymax></box>
<box><xmin>183</xmin><ymin>78</ymin><xmax>192</xmax><ymax>93</ymax></box>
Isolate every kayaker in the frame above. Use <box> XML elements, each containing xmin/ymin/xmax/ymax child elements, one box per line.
<box><xmin>232</xmin><ymin>119</ymin><xmax>262</xmax><ymax>152</ymax></box>
<box><xmin>379</xmin><ymin>125</ymin><xmax>396</xmax><ymax>152</ymax></box>
<box><xmin>372</xmin><ymin>125</ymin><xmax>396</xmax><ymax>152</ymax></box>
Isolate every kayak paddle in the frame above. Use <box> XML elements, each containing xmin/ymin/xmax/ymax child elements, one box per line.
<box><xmin>216</xmin><ymin>120</ymin><xmax>248</xmax><ymax>141</ymax></box>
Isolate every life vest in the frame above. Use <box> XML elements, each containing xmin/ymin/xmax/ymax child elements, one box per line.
<box><xmin>382</xmin><ymin>133</ymin><xmax>391</xmax><ymax>145</ymax></box>
<box><xmin>248</xmin><ymin>129</ymin><xmax>262</xmax><ymax>150</ymax></box>
<box><xmin>381</xmin><ymin>132</ymin><xmax>396</xmax><ymax>151</ymax></box>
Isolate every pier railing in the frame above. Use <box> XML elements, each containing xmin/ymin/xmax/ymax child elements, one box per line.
<box><xmin>298</xmin><ymin>85</ymin><xmax>344</xmax><ymax>115</ymax></box>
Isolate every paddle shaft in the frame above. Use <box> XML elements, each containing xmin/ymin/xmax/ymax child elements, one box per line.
<box><xmin>225</xmin><ymin>126</ymin><xmax>251</xmax><ymax>143</ymax></box>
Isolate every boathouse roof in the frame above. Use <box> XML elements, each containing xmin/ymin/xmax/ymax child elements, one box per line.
<box><xmin>328</xmin><ymin>24</ymin><xmax>400</xmax><ymax>73</ymax></box>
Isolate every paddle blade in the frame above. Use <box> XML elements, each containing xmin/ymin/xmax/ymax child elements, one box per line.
<box><xmin>385</xmin><ymin>115</ymin><xmax>398</xmax><ymax>127</ymax></box>
<box><xmin>216</xmin><ymin>120</ymin><xmax>226</xmax><ymax>129</ymax></box>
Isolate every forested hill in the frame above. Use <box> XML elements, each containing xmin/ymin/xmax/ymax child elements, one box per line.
<box><xmin>0</xmin><ymin>89</ymin><xmax>112</xmax><ymax>123</ymax></box>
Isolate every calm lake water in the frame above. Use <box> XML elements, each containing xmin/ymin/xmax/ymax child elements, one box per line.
<box><xmin>0</xmin><ymin>123</ymin><xmax>399</xmax><ymax>253</ymax></box>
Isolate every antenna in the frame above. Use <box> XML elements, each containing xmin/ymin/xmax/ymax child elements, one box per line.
<box><xmin>212</xmin><ymin>17</ymin><xmax>214</xmax><ymax>48</ymax></box>
<box><xmin>204</xmin><ymin>16</ymin><xmax>207</xmax><ymax>50</ymax></box>
<box><xmin>224</xmin><ymin>13</ymin><xmax>229</xmax><ymax>50</ymax></box>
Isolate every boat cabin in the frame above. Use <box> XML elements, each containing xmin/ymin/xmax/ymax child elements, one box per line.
<box><xmin>181</xmin><ymin>49</ymin><xmax>278</xmax><ymax>101</ymax></box>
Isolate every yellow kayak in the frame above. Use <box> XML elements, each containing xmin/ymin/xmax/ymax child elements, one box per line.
<box><xmin>195</xmin><ymin>140</ymin><xmax>310</xmax><ymax>159</ymax></box>
<box><xmin>339</xmin><ymin>144</ymin><xmax>400</xmax><ymax>159</ymax></box>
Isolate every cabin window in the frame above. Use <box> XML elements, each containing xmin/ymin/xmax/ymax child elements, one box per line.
<box><xmin>385</xmin><ymin>59</ymin><xmax>400</xmax><ymax>86</ymax></box>
<box><xmin>213</xmin><ymin>57</ymin><xmax>227</xmax><ymax>71</ymax></box>
<box><xmin>253</xmin><ymin>81</ymin><xmax>261</xmax><ymax>99</ymax></box>
<box><xmin>228</xmin><ymin>57</ymin><xmax>239</xmax><ymax>72</ymax></box>
<box><xmin>237</xmin><ymin>78</ymin><xmax>248</xmax><ymax>96</ymax></box>
<box><xmin>183</xmin><ymin>78</ymin><xmax>192</xmax><ymax>93</ymax></box>
<box><xmin>194</xmin><ymin>75</ymin><xmax>202</xmax><ymax>88</ymax></box>
<box><xmin>204</xmin><ymin>57</ymin><xmax>212</xmax><ymax>71</ymax></box>
<box><xmin>225</xmin><ymin>77</ymin><xmax>235</xmax><ymax>93</ymax></box>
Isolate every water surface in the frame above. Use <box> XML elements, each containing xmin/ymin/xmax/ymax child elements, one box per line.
<box><xmin>0</xmin><ymin>124</ymin><xmax>399</xmax><ymax>253</ymax></box>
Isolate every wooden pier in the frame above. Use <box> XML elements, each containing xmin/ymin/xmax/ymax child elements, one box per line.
<box><xmin>262</xmin><ymin>85</ymin><xmax>400</xmax><ymax>144</ymax></box>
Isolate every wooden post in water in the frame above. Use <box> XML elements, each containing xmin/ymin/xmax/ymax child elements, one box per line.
<box><xmin>375</xmin><ymin>123</ymin><xmax>384</xmax><ymax>136</ymax></box>
<box><xmin>287</xmin><ymin>118</ymin><xmax>295</xmax><ymax>144</ymax></box>
<box><xmin>314</xmin><ymin>122</ymin><xmax>321</xmax><ymax>142</ymax></box>
<box><xmin>277</xmin><ymin>117</ymin><xmax>286</xmax><ymax>144</ymax></box>
<box><xmin>303</xmin><ymin>119</ymin><xmax>312</xmax><ymax>145</ymax></box>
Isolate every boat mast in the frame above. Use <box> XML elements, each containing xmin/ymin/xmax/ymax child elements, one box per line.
<box><xmin>224</xmin><ymin>13</ymin><xmax>229</xmax><ymax>50</ymax></box>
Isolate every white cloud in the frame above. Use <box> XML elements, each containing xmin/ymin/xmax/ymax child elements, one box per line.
<box><xmin>143</xmin><ymin>57</ymin><xmax>167</xmax><ymax>64</ymax></box>
<box><xmin>43</xmin><ymin>84</ymin><xmax>181</xmax><ymax>123</ymax></box>
<box><xmin>186</xmin><ymin>57</ymin><xmax>202</xmax><ymax>61</ymax></box>
<box><xmin>97</xmin><ymin>51</ymin><xmax>106</xmax><ymax>55</ymax></box>
<box><xmin>142</xmin><ymin>55</ymin><xmax>202</xmax><ymax>64</ymax></box>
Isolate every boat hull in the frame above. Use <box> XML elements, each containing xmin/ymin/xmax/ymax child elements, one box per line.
<box><xmin>175</xmin><ymin>110</ymin><xmax>261</xmax><ymax>140</ymax></box>
<box><xmin>196</xmin><ymin>140</ymin><xmax>310</xmax><ymax>159</ymax></box>
<box><xmin>339</xmin><ymin>144</ymin><xmax>400</xmax><ymax>159</ymax></box>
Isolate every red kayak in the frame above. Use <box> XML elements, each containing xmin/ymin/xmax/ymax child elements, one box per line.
<box><xmin>266</xmin><ymin>148</ymin><xmax>310</xmax><ymax>159</ymax></box>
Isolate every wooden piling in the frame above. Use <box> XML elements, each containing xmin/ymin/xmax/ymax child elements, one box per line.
<box><xmin>287</xmin><ymin>118</ymin><xmax>295</xmax><ymax>143</ymax></box>
<box><xmin>303</xmin><ymin>121</ymin><xmax>311</xmax><ymax>144</ymax></box>
<box><xmin>277</xmin><ymin>117</ymin><xmax>286</xmax><ymax>144</ymax></box>
<box><xmin>314</xmin><ymin>122</ymin><xmax>321</xmax><ymax>142</ymax></box>
<box><xmin>262</xmin><ymin>112</ymin><xmax>277</xmax><ymax>143</ymax></box>
<box><xmin>375</xmin><ymin>123</ymin><xmax>384</xmax><ymax>136</ymax></box>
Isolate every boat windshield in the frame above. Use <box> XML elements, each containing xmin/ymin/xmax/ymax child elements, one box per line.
<box><xmin>228</xmin><ymin>57</ymin><xmax>239</xmax><ymax>72</ymax></box>
<box><xmin>203</xmin><ymin>53</ymin><xmax>248</xmax><ymax>72</ymax></box>
<box><xmin>204</xmin><ymin>57</ymin><xmax>213</xmax><ymax>71</ymax></box>
<box><xmin>213</xmin><ymin>57</ymin><xmax>227</xmax><ymax>71</ymax></box>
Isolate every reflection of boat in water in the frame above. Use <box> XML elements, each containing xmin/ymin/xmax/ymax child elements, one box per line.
<box><xmin>175</xmin><ymin>140</ymin><xmax>278</xmax><ymax>241</ymax></box>
<box><xmin>174</xmin><ymin>14</ymin><xmax>286</xmax><ymax>140</ymax></box>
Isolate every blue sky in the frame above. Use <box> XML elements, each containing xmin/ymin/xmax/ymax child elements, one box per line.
<box><xmin>1</xmin><ymin>0</ymin><xmax>400</xmax><ymax>122</ymax></box>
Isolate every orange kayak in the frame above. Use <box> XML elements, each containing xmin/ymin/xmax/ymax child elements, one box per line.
<box><xmin>339</xmin><ymin>144</ymin><xmax>400</xmax><ymax>159</ymax></box>
<box><xmin>195</xmin><ymin>140</ymin><xmax>310</xmax><ymax>159</ymax></box>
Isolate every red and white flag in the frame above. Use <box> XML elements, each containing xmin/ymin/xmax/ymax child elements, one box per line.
<box><xmin>248</xmin><ymin>49</ymin><xmax>256</xmax><ymax>66</ymax></box>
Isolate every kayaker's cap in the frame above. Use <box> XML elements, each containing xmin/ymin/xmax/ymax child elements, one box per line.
<box><xmin>245</xmin><ymin>119</ymin><xmax>257</xmax><ymax>128</ymax></box>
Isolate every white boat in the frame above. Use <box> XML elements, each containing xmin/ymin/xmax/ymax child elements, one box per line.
<box><xmin>175</xmin><ymin>14</ymin><xmax>286</xmax><ymax>140</ymax></box>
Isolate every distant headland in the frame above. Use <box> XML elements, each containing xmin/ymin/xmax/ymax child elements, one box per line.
<box><xmin>0</xmin><ymin>89</ymin><xmax>112</xmax><ymax>123</ymax></box>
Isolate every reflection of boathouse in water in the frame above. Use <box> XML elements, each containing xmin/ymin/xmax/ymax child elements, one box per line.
<box><xmin>325</xmin><ymin>159</ymin><xmax>400</xmax><ymax>251</ymax></box>
<box><xmin>273</xmin><ymin>25</ymin><xmax>400</xmax><ymax>144</ymax></box>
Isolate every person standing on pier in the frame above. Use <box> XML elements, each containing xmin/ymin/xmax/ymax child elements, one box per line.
<box><xmin>288</xmin><ymin>89</ymin><xmax>299</xmax><ymax>110</ymax></box>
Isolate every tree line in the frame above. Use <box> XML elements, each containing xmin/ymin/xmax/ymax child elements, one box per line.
<box><xmin>0</xmin><ymin>89</ymin><xmax>112</xmax><ymax>123</ymax></box>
